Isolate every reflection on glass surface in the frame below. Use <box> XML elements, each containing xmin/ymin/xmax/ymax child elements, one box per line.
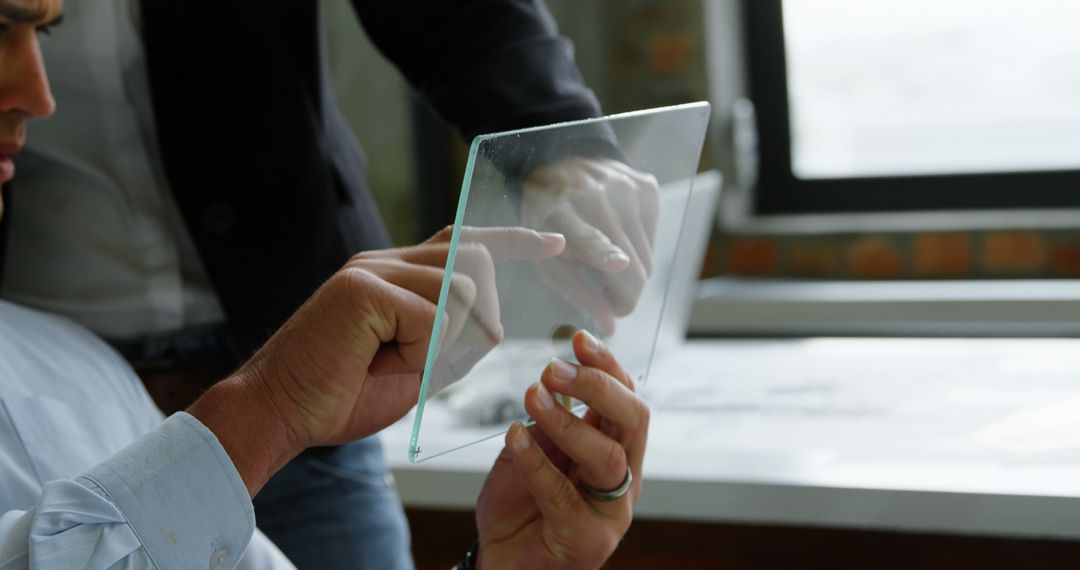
<box><xmin>409</xmin><ymin>103</ymin><xmax>710</xmax><ymax>462</ymax></box>
<box><xmin>784</xmin><ymin>0</ymin><xmax>1080</xmax><ymax>178</ymax></box>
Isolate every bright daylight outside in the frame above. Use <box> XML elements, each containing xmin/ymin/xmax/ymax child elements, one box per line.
<box><xmin>783</xmin><ymin>0</ymin><xmax>1080</xmax><ymax>179</ymax></box>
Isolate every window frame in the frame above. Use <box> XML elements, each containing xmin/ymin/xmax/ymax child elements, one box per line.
<box><xmin>690</xmin><ymin>277</ymin><xmax>1080</xmax><ymax>338</ymax></box>
<box><xmin>745</xmin><ymin>0</ymin><xmax>1080</xmax><ymax>216</ymax></box>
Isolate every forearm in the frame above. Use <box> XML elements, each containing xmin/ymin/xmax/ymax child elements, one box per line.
<box><xmin>187</xmin><ymin>369</ymin><xmax>302</xmax><ymax>498</ymax></box>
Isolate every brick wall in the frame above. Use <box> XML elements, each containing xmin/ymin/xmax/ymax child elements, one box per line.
<box><xmin>709</xmin><ymin>230</ymin><xmax>1080</xmax><ymax>280</ymax></box>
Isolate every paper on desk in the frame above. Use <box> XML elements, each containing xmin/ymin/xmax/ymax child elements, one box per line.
<box><xmin>973</xmin><ymin>398</ymin><xmax>1080</xmax><ymax>458</ymax></box>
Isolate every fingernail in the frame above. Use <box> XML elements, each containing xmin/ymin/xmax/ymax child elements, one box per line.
<box><xmin>605</xmin><ymin>250</ymin><xmax>631</xmax><ymax>266</ymax></box>
<box><xmin>581</xmin><ymin>330</ymin><xmax>602</xmax><ymax>352</ymax></box>
<box><xmin>536</xmin><ymin>382</ymin><xmax>556</xmax><ymax>410</ymax></box>
<box><xmin>539</xmin><ymin>231</ymin><xmax>565</xmax><ymax>241</ymax></box>
<box><xmin>550</xmin><ymin>358</ymin><xmax>578</xmax><ymax>381</ymax></box>
<box><xmin>512</xmin><ymin>424</ymin><xmax>531</xmax><ymax>450</ymax></box>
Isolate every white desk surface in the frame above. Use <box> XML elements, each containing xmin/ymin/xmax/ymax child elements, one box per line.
<box><xmin>382</xmin><ymin>338</ymin><xmax>1080</xmax><ymax>540</ymax></box>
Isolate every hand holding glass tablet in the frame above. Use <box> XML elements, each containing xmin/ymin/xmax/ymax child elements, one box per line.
<box><xmin>410</xmin><ymin>103</ymin><xmax>711</xmax><ymax>461</ymax></box>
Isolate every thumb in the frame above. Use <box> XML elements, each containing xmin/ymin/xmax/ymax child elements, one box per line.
<box><xmin>364</xmin><ymin>278</ymin><xmax>438</xmax><ymax>375</ymax></box>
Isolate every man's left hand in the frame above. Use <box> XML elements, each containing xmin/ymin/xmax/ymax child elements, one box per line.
<box><xmin>474</xmin><ymin>330</ymin><xmax>648</xmax><ymax>569</ymax></box>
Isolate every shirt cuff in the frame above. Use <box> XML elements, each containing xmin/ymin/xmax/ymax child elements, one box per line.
<box><xmin>80</xmin><ymin>412</ymin><xmax>254</xmax><ymax>570</ymax></box>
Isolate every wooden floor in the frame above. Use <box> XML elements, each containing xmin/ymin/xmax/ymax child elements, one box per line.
<box><xmin>407</xmin><ymin>508</ymin><xmax>1080</xmax><ymax>569</ymax></box>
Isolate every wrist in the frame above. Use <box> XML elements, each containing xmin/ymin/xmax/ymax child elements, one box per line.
<box><xmin>187</xmin><ymin>367</ymin><xmax>303</xmax><ymax>497</ymax></box>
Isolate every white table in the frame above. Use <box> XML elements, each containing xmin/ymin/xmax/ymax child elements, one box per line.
<box><xmin>382</xmin><ymin>338</ymin><xmax>1080</xmax><ymax>541</ymax></box>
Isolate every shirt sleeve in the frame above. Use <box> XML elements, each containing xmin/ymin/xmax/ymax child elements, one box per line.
<box><xmin>0</xmin><ymin>413</ymin><xmax>264</xmax><ymax>570</ymax></box>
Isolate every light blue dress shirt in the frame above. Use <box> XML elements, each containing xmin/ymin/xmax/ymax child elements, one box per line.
<box><xmin>0</xmin><ymin>300</ymin><xmax>293</xmax><ymax>569</ymax></box>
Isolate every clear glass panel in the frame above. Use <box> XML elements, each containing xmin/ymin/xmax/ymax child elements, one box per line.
<box><xmin>784</xmin><ymin>0</ymin><xmax>1080</xmax><ymax>178</ymax></box>
<box><xmin>408</xmin><ymin>103</ymin><xmax>711</xmax><ymax>462</ymax></box>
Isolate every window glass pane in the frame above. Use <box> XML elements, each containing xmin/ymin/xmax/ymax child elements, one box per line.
<box><xmin>784</xmin><ymin>0</ymin><xmax>1080</xmax><ymax>179</ymax></box>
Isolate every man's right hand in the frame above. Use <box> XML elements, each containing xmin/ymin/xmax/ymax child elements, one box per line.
<box><xmin>188</xmin><ymin>226</ymin><xmax>564</xmax><ymax>496</ymax></box>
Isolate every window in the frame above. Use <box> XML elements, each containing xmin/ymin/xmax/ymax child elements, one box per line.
<box><xmin>746</xmin><ymin>0</ymin><xmax>1080</xmax><ymax>214</ymax></box>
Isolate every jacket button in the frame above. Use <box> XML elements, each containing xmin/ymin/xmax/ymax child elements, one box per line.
<box><xmin>202</xmin><ymin>201</ymin><xmax>234</xmax><ymax>235</ymax></box>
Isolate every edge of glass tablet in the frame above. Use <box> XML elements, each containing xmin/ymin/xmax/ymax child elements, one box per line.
<box><xmin>470</xmin><ymin>101</ymin><xmax>710</xmax><ymax>142</ymax></box>
<box><xmin>408</xmin><ymin>137</ymin><xmax>483</xmax><ymax>463</ymax></box>
<box><xmin>637</xmin><ymin>103</ymin><xmax>713</xmax><ymax>408</ymax></box>
<box><xmin>409</xmin><ymin>405</ymin><xmax>589</xmax><ymax>463</ymax></box>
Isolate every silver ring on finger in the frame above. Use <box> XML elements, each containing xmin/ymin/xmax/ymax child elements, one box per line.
<box><xmin>582</xmin><ymin>468</ymin><xmax>633</xmax><ymax>502</ymax></box>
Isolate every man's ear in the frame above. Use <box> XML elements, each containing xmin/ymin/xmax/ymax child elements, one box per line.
<box><xmin>0</xmin><ymin>183</ymin><xmax>9</xmax><ymax>287</ymax></box>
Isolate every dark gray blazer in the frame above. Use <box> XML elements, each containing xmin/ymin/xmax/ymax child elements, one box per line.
<box><xmin>134</xmin><ymin>0</ymin><xmax>604</xmax><ymax>356</ymax></box>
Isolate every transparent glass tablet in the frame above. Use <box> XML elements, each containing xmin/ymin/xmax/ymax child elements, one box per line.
<box><xmin>408</xmin><ymin>102</ymin><xmax>711</xmax><ymax>462</ymax></box>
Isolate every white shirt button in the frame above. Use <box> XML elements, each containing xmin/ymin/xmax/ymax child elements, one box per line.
<box><xmin>210</xmin><ymin>547</ymin><xmax>230</xmax><ymax>570</ymax></box>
